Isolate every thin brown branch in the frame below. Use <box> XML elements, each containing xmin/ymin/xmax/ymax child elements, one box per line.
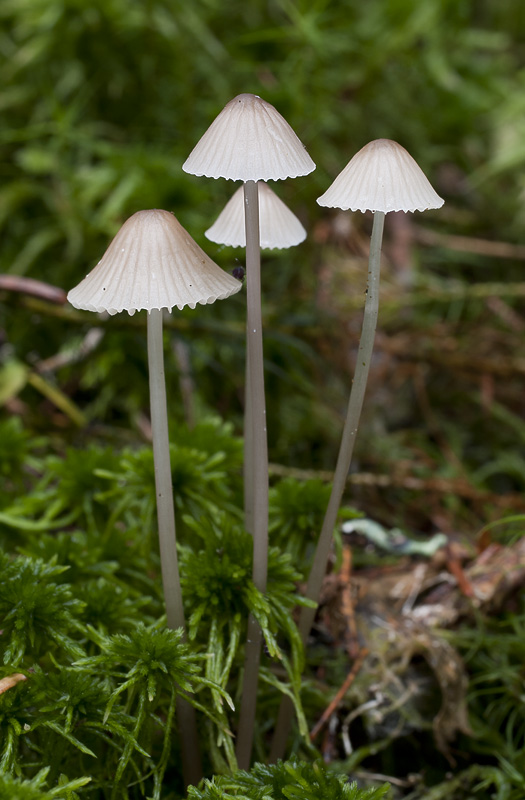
<box><xmin>309</xmin><ymin>648</ymin><xmax>368</xmax><ymax>742</ymax></box>
<box><xmin>339</xmin><ymin>545</ymin><xmax>360</xmax><ymax>659</ymax></box>
<box><xmin>414</xmin><ymin>226</ymin><xmax>525</xmax><ymax>260</ymax></box>
<box><xmin>268</xmin><ymin>462</ymin><xmax>525</xmax><ymax>508</ymax></box>
<box><xmin>0</xmin><ymin>275</ymin><xmax>67</xmax><ymax>304</ymax></box>
<box><xmin>35</xmin><ymin>328</ymin><xmax>105</xmax><ymax>373</ymax></box>
<box><xmin>378</xmin><ymin>332</ymin><xmax>525</xmax><ymax>377</ymax></box>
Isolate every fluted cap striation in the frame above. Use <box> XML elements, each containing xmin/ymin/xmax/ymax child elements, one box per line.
<box><xmin>317</xmin><ymin>139</ymin><xmax>444</xmax><ymax>213</ymax></box>
<box><xmin>67</xmin><ymin>209</ymin><xmax>242</xmax><ymax>316</ymax></box>
<box><xmin>183</xmin><ymin>93</ymin><xmax>315</xmax><ymax>182</ymax></box>
<box><xmin>205</xmin><ymin>182</ymin><xmax>306</xmax><ymax>249</ymax></box>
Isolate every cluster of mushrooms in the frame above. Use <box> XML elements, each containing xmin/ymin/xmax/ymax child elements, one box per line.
<box><xmin>67</xmin><ymin>94</ymin><xmax>444</xmax><ymax>777</ymax></box>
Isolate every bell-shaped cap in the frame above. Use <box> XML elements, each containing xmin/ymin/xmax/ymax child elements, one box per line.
<box><xmin>67</xmin><ymin>209</ymin><xmax>242</xmax><ymax>316</ymax></box>
<box><xmin>205</xmin><ymin>182</ymin><xmax>307</xmax><ymax>249</ymax></box>
<box><xmin>183</xmin><ymin>93</ymin><xmax>316</xmax><ymax>182</ymax></box>
<box><xmin>317</xmin><ymin>139</ymin><xmax>444</xmax><ymax>213</ymax></box>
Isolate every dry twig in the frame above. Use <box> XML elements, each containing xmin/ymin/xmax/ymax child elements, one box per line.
<box><xmin>309</xmin><ymin>648</ymin><xmax>368</xmax><ymax>742</ymax></box>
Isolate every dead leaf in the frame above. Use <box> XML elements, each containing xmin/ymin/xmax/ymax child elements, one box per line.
<box><xmin>0</xmin><ymin>673</ymin><xmax>27</xmax><ymax>695</ymax></box>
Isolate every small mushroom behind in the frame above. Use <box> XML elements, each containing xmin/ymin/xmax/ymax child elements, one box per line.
<box><xmin>205</xmin><ymin>181</ymin><xmax>306</xmax><ymax>250</ymax></box>
<box><xmin>67</xmin><ymin>209</ymin><xmax>241</xmax><ymax>786</ymax></box>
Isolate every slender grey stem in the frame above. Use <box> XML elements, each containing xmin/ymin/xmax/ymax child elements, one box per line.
<box><xmin>147</xmin><ymin>308</ymin><xmax>202</xmax><ymax>786</ymax></box>
<box><xmin>243</xmin><ymin>180</ymin><xmax>269</xmax><ymax>581</ymax></box>
<box><xmin>236</xmin><ymin>180</ymin><xmax>269</xmax><ymax>769</ymax></box>
<box><xmin>243</xmin><ymin>347</ymin><xmax>254</xmax><ymax>534</ymax></box>
<box><xmin>174</xmin><ymin>697</ymin><xmax>201</xmax><ymax>788</ymax></box>
<box><xmin>301</xmin><ymin>210</ymin><xmax>385</xmax><ymax>623</ymax></box>
<box><xmin>147</xmin><ymin>309</ymin><xmax>185</xmax><ymax>631</ymax></box>
<box><xmin>173</xmin><ymin>337</ymin><xmax>195</xmax><ymax>429</ymax></box>
<box><xmin>236</xmin><ymin>612</ymin><xmax>263</xmax><ymax>768</ymax></box>
<box><xmin>269</xmin><ymin>210</ymin><xmax>386</xmax><ymax>762</ymax></box>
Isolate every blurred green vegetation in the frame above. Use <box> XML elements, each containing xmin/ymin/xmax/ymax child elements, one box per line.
<box><xmin>3</xmin><ymin>4</ymin><xmax>525</xmax><ymax>796</ymax></box>
<box><xmin>2</xmin><ymin>0</ymin><xmax>525</xmax><ymax>522</ymax></box>
<box><xmin>3</xmin><ymin>0</ymin><xmax>525</xmax><ymax>273</ymax></box>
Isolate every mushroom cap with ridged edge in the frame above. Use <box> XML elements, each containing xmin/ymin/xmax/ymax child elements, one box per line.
<box><xmin>183</xmin><ymin>93</ymin><xmax>315</xmax><ymax>183</ymax></box>
<box><xmin>317</xmin><ymin>139</ymin><xmax>444</xmax><ymax>213</ymax></box>
<box><xmin>67</xmin><ymin>209</ymin><xmax>242</xmax><ymax>316</ymax></box>
<box><xmin>205</xmin><ymin>182</ymin><xmax>307</xmax><ymax>249</ymax></box>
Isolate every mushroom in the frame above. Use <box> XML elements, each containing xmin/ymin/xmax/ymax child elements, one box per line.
<box><xmin>183</xmin><ymin>93</ymin><xmax>315</xmax><ymax>768</ymax></box>
<box><xmin>309</xmin><ymin>139</ymin><xmax>443</xmax><ymax>619</ymax></box>
<box><xmin>67</xmin><ymin>208</ymin><xmax>241</xmax><ymax>784</ymax></box>
<box><xmin>270</xmin><ymin>139</ymin><xmax>444</xmax><ymax>762</ymax></box>
<box><xmin>205</xmin><ymin>181</ymin><xmax>307</xmax><ymax>250</ymax></box>
<box><xmin>182</xmin><ymin>93</ymin><xmax>315</xmax><ymax>182</ymax></box>
<box><xmin>206</xmin><ymin>180</ymin><xmax>306</xmax><ymax>549</ymax></box>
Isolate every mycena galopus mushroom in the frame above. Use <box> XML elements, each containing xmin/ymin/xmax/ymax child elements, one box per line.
<box><xmin>271</xmin><ymin>139</ymin><xmax>444</xmax><ymax>761</ymax></box>
<box><xmin>183</xmin><ymin>93</ymin><xmax>315</xmax><ymax>768</ymax></box>
<box><xmin>68</xmin><ymin>208</ymin><xmax>241</xmax><ymax>784</ymax></box>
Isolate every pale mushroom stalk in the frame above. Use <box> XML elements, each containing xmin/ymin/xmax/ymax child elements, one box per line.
<box><xmin>243</xmin><ymin>348</ymin><xmax>254</xmax><ymax>534</ymax></box>
<box><xmin>270</xmin><ymin>139</ymin><xmax>443</xmax><ymax>761</ymax></box>
<box><xmin>301</xmin><ymin>210</ymin><xmax>385</xmax><ymax>631</ymax></box>
<box><xmin>206</xmin><ymin>178</ymin><xmax>306</xmax><ymax>541</ymax></box>
<box><xmin>147</xmin><ymin>308</ymin><xmax>202</xmax><ymax>786</ymax></box>
<box><xmin>67</xmin><ymin>208</ymin><xmax>242</xmax><ymax>786</ymax></box>
<box><xmin>243</xmin><ymin>179</ymin><xmax>269</xmax><ymax>590</ymax></box>
<box><xmin>269</xmin><ymin>211</ymin><xmax>385</xmax><ymax>761</ymax></box>
<box><xmin>236</xmin><ymin>179</ymin><xmax>269</xmax><ymax>769</ymax></box>
<box><xmin>205</xmin><ymin>174</ymin><xmax>308</xmax><ymax>767</ymax></box>
<box><xmin>147</xmin><ymin>308</ymin><xmax>185</xmax><ymax>633</ymax></box>
<box><xmin>182</xmin><ymin>93</ymin><xmax>315</xmax><ymax>767</ymax></box>
<box><xmin>206</xmin><ymin>179</ymin><xmax>306</xmax><ymax>541</ymax></box>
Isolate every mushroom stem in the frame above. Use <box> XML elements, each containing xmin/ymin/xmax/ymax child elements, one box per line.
<box><xmin>236</xmin><ymin>611</ymin><xmax>263</xmax><ymax>767</ymax></box>
<box><xmin>302</xmin><ymin>210</ymin><xmax>385</xmax><ymax>625</ymax></box>
<box><xmin>147</xmin><ymin>308</ymin><xmax>202</xmax><ymax>785</ymax></box>
<box><xmin>269</xmin><ymin>210</ymin><xmax>386</xmax><ymax>761</ymax></box>
<box><xmin>147</xmin><ymin>309</ymin><xmax>186</xmax><ymax>631</ymax></box>
<box><xmin>236</xmin><ymin>179</ymin><xmax>269</xmax><ymax>768</ymax></box>
<box><xmin>243</xmin><ymin>347</ymin><xmax>254</xmax><ymax>535</ymax></box>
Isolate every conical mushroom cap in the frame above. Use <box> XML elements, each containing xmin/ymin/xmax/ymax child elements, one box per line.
<box><xmin>183</xmin><ymin>93</ymin><xmax>316</xmax><ymax>182</ymax></box>
<box><xmin>205</xmin><ymin>182</ymin><xmax>307</xmax><ymax>249</ymax></box>
<box><xmin>67</xmin><ymin>209</ymin><xmax>242</xmax><ymax>316</ymax></box>
<box><xmin>317</xmin><ymin>139</ymin><xmax>444</xmax><ymax>213</ymax></box>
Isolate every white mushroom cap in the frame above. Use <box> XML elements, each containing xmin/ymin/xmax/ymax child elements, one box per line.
<box><xmin>317</xmin><ymin>139</ymin><xmax>444</xmax><ymax>213</ymax></box>
<box><xmin>183</xmin><ymin>93</ymin><xmax>316</xmax><ymax>182</ymax></box>
<box><xmin>205</xmin><ymin>182</ymin><xmax>307</xmax><ymax>250</ymax></box>
<box><xmin>67</xmin><ymin>209</ymin><xmax>242</xmax><ymax>316</ymax></box>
